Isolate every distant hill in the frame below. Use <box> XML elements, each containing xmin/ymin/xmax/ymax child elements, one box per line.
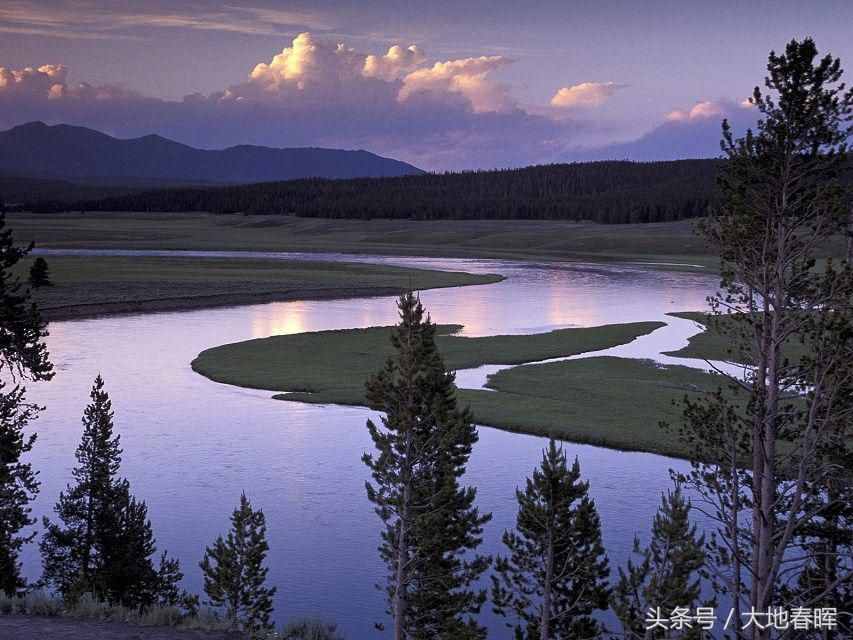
<box><xmin>0</xmin><ymin>122</ymin><xmax>423</xmax><ymax>188</ymax></box>
<box><xmin>60</xmin><ymin>159</ymin><xmax>723</xmax><ymax>224</ymax></box>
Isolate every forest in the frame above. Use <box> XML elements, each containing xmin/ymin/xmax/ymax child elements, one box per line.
<box><xmin>30</xmin><ymin>159</ymin><xmax>723</xmax><ymax>225</ymax></box>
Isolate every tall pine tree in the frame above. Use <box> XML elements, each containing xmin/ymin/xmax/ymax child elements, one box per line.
<box><xmin>491</xmin><ymin>440</ymin><xmax>610</xmax><ymax>640</ymax></box>
<box><xmin>0</xmin><ymin>212</ymin><xmax>53</xmax><ymax>595</ymax></box>
<box><xmin>611</xmin><ymin>487</ymin><xmax>707</xmax><ymax>640</ymax></box>
<box><xmin>363</xmin><ymin>291</ymin><xmax>491</xmax><ymax>640</ymax></box>
<box><xmin>673</xmin><ymin>40</ymin><xmax>853</xmax><ymax>639</ymax></box>
<box><xmin>0</xmin><ymin>388</ymin><xmax>41</xmax><ymax>595</ymax></box>
<box><xmin>40</xmin><ymin>375</ymin><xmax>181</xmax><ymax>607</ymax></box>
<box><xmin>200</xmin><ymin>492</ymin><xmax>276</xmax><ymax>635</ymax></box>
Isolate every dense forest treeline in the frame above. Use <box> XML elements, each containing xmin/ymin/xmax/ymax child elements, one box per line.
<box><xmin>31</xmin><ymin>159</ymin><xmax>724</xmax><ymax>224</ymax></box>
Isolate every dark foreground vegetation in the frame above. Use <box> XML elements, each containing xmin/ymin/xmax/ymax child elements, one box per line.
<box><xmin>31</xmin><ymin>159</ymin><xmax>723</xmax><ymax>224</ymax></box>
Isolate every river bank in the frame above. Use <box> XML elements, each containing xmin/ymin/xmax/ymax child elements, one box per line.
<box><xmin>29</xmin><ymin>254</ymin><xmax>502</xmax><ymax>321</ymax></box>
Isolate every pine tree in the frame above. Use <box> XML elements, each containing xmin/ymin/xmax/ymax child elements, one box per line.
<box><xmin>491</xmin><ymin>440</ymin><xmax>610</xmax><ymax>640</ymax></box>
<box><xmin>0</xmin><ymin>387</ymin><xmax>41</xmax><ymax>595</ymax></box>
<box><xmin>0</xmin><ymin>211</ymin><xmax>53</xmax><ymax>594</ymax></box>
<box><xmin>41</xmin><ymin>375</ymin><xmax>122</xmax><ymax>599</ymax></box>
<box><xmin>40</xmin><ymin>375</ymin><xmax>181</xmax><ymax>607</ymax></box>
<box><xmin>97</xmin><ymin>479</ymin><xmax>162</xmax><ymax>608</ymax></box>
<box><xmin>156</xmin><ymin>550</ymin><xmax>197</xmax><ymax>611</ymax></box>
<box><xmin>200</xmin><ymin>492</ymin><xmax>276</xmax><ymax>635</ymax></box>
<box><xmin>29</xmin><ymin>257</ymin><xmax>51</xmax><ymax>288</ymax></box>
<box><xmin>674</xmin><ymin>39</ymin><xmax>853</xmax><ymax>639</ymax></box>
<box><xmin>363</xmin><ymin>291</ymin><xmax>491</xmax><ymax>640</ymax></box>
<box><xmin>0</xmin><ymin>213</ymin><xmax>52</xmax><ymax>382</ymax></box>
<box><xmin>611</xmin><ymin>488</ymin><xmax>706</xmax><ymax>640</ymax></box>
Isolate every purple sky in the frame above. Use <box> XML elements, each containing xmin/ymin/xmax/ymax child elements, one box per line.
<box><xmin>1</xmin><ymin>1</ymin><xmax>851</xmax><ymax>169</ymax></box>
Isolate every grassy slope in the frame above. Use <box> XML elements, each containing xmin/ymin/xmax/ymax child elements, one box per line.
<box><xmin>191</xmin><ymin>321</ymin><xmax>665</xmax><ymax>398</ymax></box>
<box><xmin>10</xmin><ymin>212</ymin><xmax>725</xmax><ymax>270</ymax></box>
<box><xmin>188</xmin><ymin>321</ymin><xmax>737</xmax><ymax>458</ymax></box>
<box><xmin>27</xmin><ymin>255</ymin><xmax>501</xmax><ymax>320</ymax></box>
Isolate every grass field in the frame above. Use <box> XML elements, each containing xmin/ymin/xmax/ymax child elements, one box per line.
<box><xmin>663</xmin><ymin>311</ymin><xmax>809</xmax><ymax>364</ymax></box>
<box><xmin>188</xmin><ymin>320</ymin><xmax>740</xmax><ymax>458</ymax></box>
<box><xmin>12</xmin><ymin>212</ymin><xmax>848</xmax><ymax>275</ymax></box>
<box><xmin>190</xmin><ymin>321</ymin><xmax>665</xmax><ymax>398</ymax></box>
<box><xmin>9</xmin><ymin>212</ymin><xmax>727</xmax><ymax>270</ymax></box>
<box><xmin>467</xmin><ymin>356</ymin><xmax>730</xmax><ymax>457</ymax></box>
<box><xmin>26</xmin><ymin>255</ymin><xmax>502</xmax><ymax>320</ymax></box>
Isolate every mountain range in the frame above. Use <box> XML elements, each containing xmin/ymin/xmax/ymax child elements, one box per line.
<box><xmin>0</xmin><ymin>122</ymin><xmax>422</xmax><ymax>191</ymax></box>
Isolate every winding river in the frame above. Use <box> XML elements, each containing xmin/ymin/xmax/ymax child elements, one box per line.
<box><xmin>22</xmin><ymin>253</ymin><xmax>721</xmax><ymax>637</ymax></box>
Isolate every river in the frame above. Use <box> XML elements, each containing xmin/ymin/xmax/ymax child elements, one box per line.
<box><xmin>22</xmin><ymin>253</ymin><xmax>720</xmax><ymax>637</ymax></box>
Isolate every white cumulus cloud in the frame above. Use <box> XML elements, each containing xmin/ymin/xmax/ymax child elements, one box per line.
<box><xmin>665</xmin><ymin>100</ymin><xmax>725</xmax><ymax>122</ymax></box>
<box><xmin>550</xmin><ymin>81</ymin><xmax>625</xmax><ymax>109</ymax></box>
<box><xmin>398</xmin><ymin>56</ymin><xmax>514</xmax><ymax>113</ymax></box>
<box><xmin>363</xmin><ymin>45</ymin><xmax>426</xmax><ymax>81</ymax></box>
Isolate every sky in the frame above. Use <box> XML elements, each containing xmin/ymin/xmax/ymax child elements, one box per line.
<box><xmin>0</xmin><ymin>0</ymin><xmax>852</xmax><ymax>169</ymax></box>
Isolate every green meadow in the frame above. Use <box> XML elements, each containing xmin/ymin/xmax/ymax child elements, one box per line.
<box><xmin>664</xmin><ymin>311</ymin><xmax>810</xmax><ymax>364</ymax></box>
<box><xmin>10</xmin><ymin>212</ymin><xmax>723</xmax><ymax>271</ymax></box>
<box><xmin>190</xmin><ymin>320</ymin><xmax>741</xmax><ymax>458</ymax></box>
<box><xmin>26</xmin><ymin>254</ymin><xmax>501</xmax><ymax>320</ymax></box>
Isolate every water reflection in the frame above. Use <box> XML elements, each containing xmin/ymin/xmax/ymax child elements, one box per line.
<box><xmin>23</xmin><ymin>253</ymin><xmax>720</xmax><ymax>637</ymax></box>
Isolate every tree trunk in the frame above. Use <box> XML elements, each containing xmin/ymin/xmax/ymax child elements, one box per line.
<box><xmin>393</xmin><ymin>479</ymin><xmax>410</xmax><ymax>640</ymax></box>
<box><xmin>752</xmin><ymin>251</ymin><xmax>784</xmax><ymax>640</ymax></box>
<box><xmin>393</xmin><ymin>522</ymin><xmax>408</xmax><ymax>640</ymax></box>
<box><xmin>541</xmin><ymin>532</ymin><xmax>553</xmax><ymax>640</ymax></box>
<box><xmin>847</xmin><ymin>207</ymin><xmax>853</xmax><ymax>262</ymax></box>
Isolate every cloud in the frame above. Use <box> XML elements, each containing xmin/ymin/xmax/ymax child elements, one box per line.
<box><xmin>219</xmin><ymin>34</ymin><xmax>516</xmax><ymax>115</ymax></box>
<box><xmin>0</xmin><ymin>63</ymin><xmax>144</xmax><ymax>103</ymax></box>
<box><xmin>0</xmin><ymin>1</ymin><xmax>331</xmax><ymax>40</ymax></box>
<box><xmin>0</xmin><ymin>32</ymin><xmax>566</xmax><ymax>168</ymax></box>
<box><xmin>550</xmin><ymin>82</ymin><xmax>626</xmax><ymax>109</ymax></box>
<box><xmin>363</xmin><ymin>45</ymin><xmax>426</xmax><ymax>81</ymax></box>
<box><xmin>398</xmin><ymin>56</ymin><xmax>514</xmax><ymax>113</ymax></box>
<box><xmin>0</xmin><ymin>32</ymin><xmax>751</xmax><ymax>170</ymax></box>
<box><xmin>664</xmin><ymin>100</ymin><xmax>725</xmax><ymax>122</ymax></box>
<box><xmin>361</xmin><ymin>44</ymin><xmax>426</xmax><ymax>82</ymax></box>
<box><xmin>564</xmin><ymin>99</ymin><xmax>759</xmax><ymax>161</ymax></box>
<box><xmin>0</xmin><ymin>64</ymin><xmax>68</xmax><ymax>96</ymax></box>
<box><xmin>246</xmin><ymin>32</ymin><xmax>363</xmax><ymax>92</ymax></box>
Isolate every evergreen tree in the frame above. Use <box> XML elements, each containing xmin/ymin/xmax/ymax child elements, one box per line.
<box><xmin>611</xmin><ymin>488</ymin><xmax>706</xmax><ymax>640</ymax></box>
<box><xmin>363</xmin><ymin>291</ymin><xmax>491</xmax><ymax>640</ymax></box>
<box><xmin>200</xmin><ymin>492</ymin><xmax>276</xmax><ymax>635</ymax></box>
<box><xmin>41</xmin><ymin>375</ymin><xmax>122</xmax><ymax>599</ymax></box>
<box><xmin>0</xmin><ymin>213</ymin><xmax>52</xmax><ymax>382</ymax></box>
<box><xmin>0</xmin><ymin>387</ymin><xmax>41</xmax><ymax>595</ymax></box>
<box><xmin>40</xmin><ymin>375</ymin><xmax>181</xmax><ymax>607</ymax></box>
<box><xmin>0</xmin><ymin>211</ymin><xmax>53</xmax><ymax>594</ymax></box>
<box><xmin>156</xmin><ymin>550</ymin><xmax>197</xmax><ymax>611</ymax></box>
<box><xmin>29</xmin><ymin>257</ymin><xmax>51</xmax><ymax>288</ymax></box>
<box><xmin>97</xmin><ymin>480</ymin><xmax>162</xmax><ymax>608</ymax></box>
<box><xmin>672</xmin><ymin>39</ymin><xmax>853</xmax><ymax>639</ymax></box>
<box><xmin>491</xmin><ymin>440</ymin><xmax>610</xmax><ymax>640</ymax></box>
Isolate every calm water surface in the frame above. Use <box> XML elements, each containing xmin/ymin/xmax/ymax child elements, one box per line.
<box><xmin>23</xmin><ymin>254</ymin><xmax>720</xmax><ymax>637</ymax></box>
